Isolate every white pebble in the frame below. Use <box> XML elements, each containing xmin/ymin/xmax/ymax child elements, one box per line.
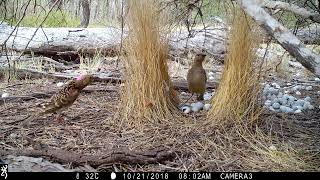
<box><xmin>181</xmin><ymin>92</ymin><xmax>188</xmax><ymax>96</ymax></box>
<box><xmin>57</xmin><ymin>82</ymin><xmax>65</xmax><ymax>87</ymax></box>
<box><xmin>269</xmin><ymin>145</ymin><xmax>277</xmax><ymax>151</ymax></box>
<box><xmin>272</xmin><ymin>83</ymin><xmax>280</xmax><ymax>89</ymax></box>
<box><xmin>303</xmin><ymin>101</ymin><xmax>311</xmax><ymax>110</ymax></box>
<box><xmin>262</xmin><ymin>88</ymin><xmax>269</xmax><ymax>96</ymax></box>
<box><xmin>279</xmin><ymin>99</ymin><xmax>287</xmax><ymax>106</ymax></box>
<box><xmin>265</xmin><ymin>84</ymin><xmax>271</xmax><ymax>89</ymax></box>
<box><xmin>181</xmin><ymin>106</ymin><xmax>191</xmax><ymax>114</ymax></box>
<box><xmin>296</xmin><ymin>99</ymin><xmax>305</xmax><ymax>106</ymax></box>
<box><xmin>269</xmin><ymin>107</ymin><xmax>276</xmax><ymax>111</ymax></box>
<box><xmin>271</xmin><ymin>88</ymin><xmax>279</xmax><ymax>95</ymax></box>
<box><xmin>295</xmin><ymin>91</ymin><xmax>301</xmax><ymax>95</ymax></box>
<box><xmin>272</xmin><ymin>102</ymin><xmax>280</xmax><ymax>109</ymax></box>
<box><xmin>209</xmin><ymin>76</ymin><xmax>215</xmax><ymax>80</ymax></box>
<box><xmin>294</xmin><ymin>109</ymin><xmax>302</xmax><ymax>114</ymax></box>
<box><xmin>282</xmin><ymin>94</ymin><xmax>290</xmax><ymax>100</ymax></box>
<box><xmin>272</xmin><ymin>98</ymin><xmax>280</xmax><ymax>104</ymax></box>
<box><xmin>292</xmin><ymin>105</ymin><xmax>298</xmax><ymax>111</ymax></box>
<box><xmin>1</xmin><ymin>93</ymin><xmax>9</xmax><ymax>98</ymax></box>
<box><xmin>264</xmin><ymin>100</ymin><xmax>272</xmax><ymax>107</ymax></box>
<box><xmin>191</xmin><ymin>106</ymin><xmax>200</xmax><ymax>112</ymax></box>
<box><xmin>194</xmin><ymin>102</ymin><xmax>204</xmax><ymax>109</ymax></box>
<box><xmin>317</xmin><ymin>91</ymin><xmax>320</xmax><ymax>95</ymax></box>
<box><xmin>315</xmin><ymin>78</ymin><xmax>320</xmax><ymax>81</ymax></box>
<box><xmin>308</xmin><ymin>105</ymin><xmax>314</xmax><ymax>110</ymax></box>
<box><xmin>277</xmin><ymin>92</ymin><xmax>283</xmax><ymax>98</ymax></box>
<box><xmin>288</xmin><ymin>100</ymin><xmax>295</xmax><ymax>107</ymax></box>
<box><xmin>296</xmin><ymin>106</ymin><xmax>303</xmax><ymax>110</ymax></box>
<box><xmin>287</xmin><ymin>83</ymin><xmax>292</xmax><ymax>86</ymax></box>
<box><xmin>304</xmin><ymin>96</ymin><xmax>311</xmax><ymax>102</ymax></box>
<box><xmin>292</xmin><ymin>86</ymin><xmax>299</xmax><ymax>91</ymax></box>
<box><xmin>280</xmin><ymin>106</ymin><xmax>293</xmax><ymax>113</ymax></box>
<box><xmin>305</xmin><ymin>86</ymin><xmax>313</xmax><ymax>91</ymax></box>
<box><xmin>9</xmin><ymin>133</ymin><xmax>17</xmax><ymax>139</ymax></box>
<box><xmin>203</xmin><ymin>92</ymin><xmax>212</xmax><ymax>101</ymax></box>
<box><xmin>288</xmin><ymin>96</ymin><xmax>295</xmax><ymax>102</ymax></box>
<box><xmin>203</xmin><ymin>104</ymin><xmax>212</xmax><ymax>111</ymax></box>
<box><xmin>267</xmin><ymin>94</ymin><xmax>272</xmax><ymax>100</ymax></box>
<box><xmin>270</xmin><ymin>94</ymin><xmax>277</xmax><ymax>101</ymax></box>
<box><xmin>208</xmin><ymin>72</ymin><xmax>214</xmax><ymax>76</ymax></box>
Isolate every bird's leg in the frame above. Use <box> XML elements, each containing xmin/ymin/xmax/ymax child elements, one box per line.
<box><xmin>197</xmin><ymin>93</ymin><xmax>204</xmax><ymax>101</ymax></box>
<box><xmin>182</xmin><ymin>93</ymin><xmax>194</xmax><ymax>105</ymax></box>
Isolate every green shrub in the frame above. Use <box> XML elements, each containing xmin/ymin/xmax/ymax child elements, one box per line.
<box><xmin>1</xmin><ymin>10</ymin><xmax>80</xmax><ymax>27</ymax></box>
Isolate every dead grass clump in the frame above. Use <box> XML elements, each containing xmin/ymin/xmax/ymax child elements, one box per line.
<box><xmin>119</xmin><ymin>0</ymin><xmax>179</xmax><ymax>126</ymax></box>
<box><xmin>207</xmin><ymin>9</ymin><xmax>261</xmax><ymax>126</ymax></box>
<box><xmin>237</xmin><ymin>126</ymin><xmax>319</xmax><ymax>171</ymax></box>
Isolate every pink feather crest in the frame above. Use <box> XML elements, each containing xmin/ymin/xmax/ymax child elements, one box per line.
<box><xmin>75</xmin><ymin>74</ymin><xmax>85</xmax><ymax>81</ymax></box>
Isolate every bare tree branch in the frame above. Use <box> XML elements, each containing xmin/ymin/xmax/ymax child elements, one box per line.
<box><xmin>236</xmin><ymin>0</ymin><xmax>320</xmax><ymax>77</ymax></box>
<box><xmin>261</xmin><ymin>0</ymin><xmax>320</xmax><ymax>23</ymax></box>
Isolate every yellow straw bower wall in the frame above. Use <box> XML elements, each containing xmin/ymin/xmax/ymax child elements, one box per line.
<box><xmin>207</xmin><ymin>9</ymin><xmax>260</xmax><ymax>126</ymax></box>
<box><xmin>120</xmin><ymin>0</ymin><xmax>179</xmax><ymax>126</ymax></box>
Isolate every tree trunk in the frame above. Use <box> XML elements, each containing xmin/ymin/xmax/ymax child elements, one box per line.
<box><xmin>79</xmin><ymin>0</ymin><xmax>90</xmax><ymax>28</ymax></box>
<box><xmin>48</xmin><ymin>0</ymin><xmax>63</xmax><ymax>10</ymax></box>
<box><xmin>236</xmin><ymin>0</ymin><xmax>320</xmax><ymax>77</ymax></box>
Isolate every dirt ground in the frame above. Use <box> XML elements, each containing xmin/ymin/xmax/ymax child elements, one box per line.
<box><xmin>0</xmin><ymin>75</ymin><xmax>320</xmax><ymax>171</ymax></box>
<box><xmin>1</xmin><ymin>58</ymin><xmax>320</xmax><ymax>172</ymax></box>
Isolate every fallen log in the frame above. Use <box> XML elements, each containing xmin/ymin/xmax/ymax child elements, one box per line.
<box><xmin>0</xmin><ymin>80</ymin><xmax>217</xmax><ymax>106</ymax></box>
<box><xmin>0</xmin><ymin>147</ymin><xmax>175</xmax><ymax>166</ymax></box>
<box><xmin>0</xmin><ymin>24</ymin><xmax>226</xmax><ymax>60</ymax></box>
<box><xmin>0</xmin><ymin>56</ymin><xmax>79</xmax><ymax>71</ymax></box>
<box><xmin>1</xmin><ymin>68</ymin><xmax>218</xmax><ymax>90</ymax></box>
<box><xmin>1</xmin><ymin>68</ymin><xmax>121</xmax><ymax>83</ymax></box>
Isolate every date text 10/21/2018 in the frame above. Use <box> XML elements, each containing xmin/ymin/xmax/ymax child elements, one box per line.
<box><xmin>75</xmin><ymin>172</ymin><xmax>253</xmax><ymax>180</ymax></box>
<box><xmin>121</xmin><ymin>172</ymin><xmax>214</xmax><ymax>180</ymax></box>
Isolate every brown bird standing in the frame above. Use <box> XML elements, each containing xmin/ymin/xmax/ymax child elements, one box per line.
<box><xmin>187</xmin><ymin>53</ymin><xmax>207</xmax><ymax>101</ymax></box>
<box><xmin>21</xmin><ymin>74</ymin><xmax>93</xmax><ymax>126</ymax></box>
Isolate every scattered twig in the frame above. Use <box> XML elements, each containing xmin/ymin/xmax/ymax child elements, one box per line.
<box><xmin>0</xmin><ymin>86</ymin><xmax>119</xmax><ymax>105</ymax></box>
<box><xmin>1</xmin><ymin>68</ymin><xmax>218</xmax><ymax>90</ymax></box>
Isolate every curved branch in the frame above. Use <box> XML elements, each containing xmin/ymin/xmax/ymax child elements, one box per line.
<box><xmin>237</xmin><ymin>0</ymin><xmax>320</xmax><ymax>77</ymax></box>
<box><xmin>261</xmin><ymin>0</ymin><xmax>320</xmax><ymax>24</ymax></box>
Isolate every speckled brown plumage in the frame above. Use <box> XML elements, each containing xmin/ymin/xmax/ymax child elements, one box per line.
<box><xmin>187</xmin><ymin>53</ymin><xmax>207</xmax><ymax>101</ymax></box>
<box><xmin>40</xmin><ymin>74</ymin><xmax>93</xmax><ymax>115</ymax></box>
<box><xmin>21</xmin><ymin>74</ymin><xmax>93</xmax><ymax>126</ymax></box>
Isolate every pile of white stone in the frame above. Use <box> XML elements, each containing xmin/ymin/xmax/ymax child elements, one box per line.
<box><xmin>178</xmin><ymin>80</ymin><xmax>318</xmax><ymax>114</ymax></box>
<box><xmin>262</xmin><ymin>83</ymin><xmax>315</xmax><ymax>113</ymax></box>
<box><xmin>179</xmin><ymin>92</ymin><xmax>214</xmax><ymax>114</ymax></box>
